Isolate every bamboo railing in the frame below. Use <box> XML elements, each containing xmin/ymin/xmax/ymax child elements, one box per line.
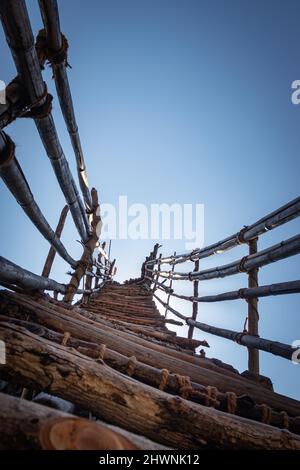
<box><xmin>144</xmin><ymin>197</ymin><xmax>300</xmax><ymax>375</ymax></box>
<box><xmin>0</xmin><ymin>0</ymin><xmax>115</xmax><ymax>300</ymax></box>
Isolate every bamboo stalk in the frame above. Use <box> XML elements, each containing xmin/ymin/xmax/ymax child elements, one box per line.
<box><xmin>0</xmin><ymin>0</ymin><xmax>89</xmax><ymax>242</ymax></box>
<box><xmin>41</xmin><ymin>205</ymin><xmax>69</xmax><ymax>277</ymax></box>
<box><xmin>147</xmin><ymin>196</ymin><xmax>300</xmax><ymax>266</ymax></box>
<box><xmin>155</xmin><ymin>234</ymin><xmax>300</xmax><ymax>281</ymax></box>
<box><xmin>188</xmin><ymin>259</ymin><xmax>199</xmax><ymax>339</ymax></box>
<box><xmin>63</xmin><ymin>188</ymin><xmax>101</xmax><ymax>303</ymax></box>
<box><xmin>186</xmin><ymin>319</ymin><xmax>295</xmax><ymax>361</ymax></box>
<box><xmin>154</xmin><ymin>279</ymin><xmax>300</xmax><ymax>303</ymax></box>
<box><xmin>247</xmin><ymin>238</ymin><xmax>259</xmax><ymax>375</ymax></box>
<box><xmin>0</xmin><ymin>132</ymin><xmax>76</xmax><ymax>268</ymax></box>
<box><xmin>0</xmin><ymin>256</ymin><xmax>67</xmax><ymax>293</ymax></box>
<box><xmin>37</xmin><ymin>0</ymin><xmax>92</xmax><ymax>211</ymax></box>
<box><xmin>164</xmin><ymin>252</ymin><xmax>176</xmax><ymax>318</ymax></box>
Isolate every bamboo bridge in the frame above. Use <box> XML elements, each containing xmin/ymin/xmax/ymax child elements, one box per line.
<box><xmin>0</xmin><ymin>0</ymin><xmax>300</xmax><ymax>450</ymax></box>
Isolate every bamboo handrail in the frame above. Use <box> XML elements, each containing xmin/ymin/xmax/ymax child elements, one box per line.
<box><xmin>37</xmin><ymin>0</ymin><xmax>93</xmax><ymax>212</ymax></box>
<box><xmin>152</xmin><ymin>279</ymin><xmax>300</xmax><ymax>303</ymax></box>
<box><xmin>0</xmin><ymin>132</ymin><xmax>76</xmax><ymax>268</ymax></box>
<box><xmin>0</xmin><ymin>0</ymin><xmax>89</xmax><ymax>242</ymax></box>
<box><xmin>154</xmin><ymin>234</ymin><xmax>300</xmax><ymax>281</ymax></box>
<box><xmin>146</xmin><ymin>196</ymin><xmax>300</xmax><ymax>267</ymax></box>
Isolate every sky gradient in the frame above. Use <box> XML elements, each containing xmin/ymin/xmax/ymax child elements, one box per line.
<box><xmin>0</xmin><ymin>0</ymin><xmax>299</xmax><ymax>399</ymax></box>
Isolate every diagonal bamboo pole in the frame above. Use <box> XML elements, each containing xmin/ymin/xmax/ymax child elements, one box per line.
<box><xmin>0</xmin><ymin>132</ymin><xmax>76</xmax><ymax>268</ymax></box>
<box><xmin>41</xmin><ymin>205</ymin><xmax>69</xmax><ymax>277</ymax></box>
<box><xmin>63</xmin><ymin>188</ymin><xmax>101</xmax><ymax>303</ymax></box>
<box><xmin>37</xmin><ymin>0</ymin><xmax>92</xmax><ymax>212</ymax></box>
<box><xmin>0</xmin><ymin>0</ymin><xmax>89</xmax><ymax>242</ymax></box>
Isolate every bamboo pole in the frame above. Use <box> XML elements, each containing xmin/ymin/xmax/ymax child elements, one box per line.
<box><xmin>0</xmin><ymin>256</ymin><xmax>67</xmax><ymax>293</ymax></box>
<box><xmin>147</xmin><ymin>196</ymin><xmax>300</xmax><ymax>267</ymax></box>
<box><xmin>41</xmin><ymin>205</ymin><xmax>69</xmax><ymax>277</ymax></box>
<box><xmin>155</xmin><ymin>234</ymin><xmax>300</xmax><ymax>281</ymax></box>
<box><xmin>164</xmin><ymin>252</ymin><xmax>176</xmax><ymax>318</ymax></box>
<box><xmin>188</xmin><ymin>259</ymin><xmax>199</xmax><ymax>339</ymax></box>
<box><xmin>63</xmin><ymin>188</ymin><xmax>101</xmax><ymax>303</ymax></box>
<box><xmin>2</xmin><ymin>323</ymin><xmax>300</xmax><ymax>449</ymax></box>
<box><xmin>247</xmin><ymin>238</ymin><xmax>259</xmax><ymax>374</ymax></box>
<box><xmin>37</xmin><ymin>0</ymin><xmax>92</xmax><ymax>212</ymax></box>
<box><xmin>0</xmin><ymin>133</ymin><xmax>76</xmax><ymax>268</ymax></box>
<box><xmin>154</xmin><ymin>279</ymin><xmax>300</xmax><ymax>303</ymax></box>
<box><xmin>0</xmin><ymin>0</ymin><xmax>89</xmax><ymax>242</ymax></box>
<box><xmin>186</xmin><ymin>319</ymin><xmax>295</xmax><ymax>361</ymax></box>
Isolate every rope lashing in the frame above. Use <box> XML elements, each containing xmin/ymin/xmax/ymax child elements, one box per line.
<box><xmin>126</xmin><ymin>356</ymin><xmax>137</xmax><ymax>377</ymax></box>
<box><xmin>174</xmin><ymin>374</ymin><xmax>193</xmax><ymax>399</ymax></box>
<box><xmin>22</xmin><ymin>93</ymin><xmax>53</xmax><ymax>120</ymax></box>
<box><xmin>237</xmin><ymin>225</ymin><xmax>249</xmax><ymax>244</ymax></box>
<box><xmin>159</xmin><ymin>369</ymin><xmax>170</xmax><ymax>390</ymax></box>
<box><xmin>226</xmin><ymin>391</ymin><xmax>237</xmax><ymax>414</ymax></box>
<box><xmin>235</xmin><ymin>331</ymin><xmax>248</xmax><ymax>344</ymax></box>
<box><xmin>280</xmin><ymin>411</ymin><xmax>289</xmax><ymax>429</ymax></box>
<box><xmin>98</xmin><ymin>344</ymin><xmax>106</xmax><ymax>360</ymax></box>
<box><xmin>205</xmin><ymin>386</ymin><xmax>220</xmax><ymax>408</ymax></box>
<box><xmin>61</xmin><ymin>331</ymin><xmax>71</xmax><ymax>346</ymax></box>
<box><xmin>36</xmin><ymin>29</ymin><xmax>71</xmax><ymax>69</ymax></box>
<box><xmin>238</xmin><ymin>255</ymin><xmax>248</xmax><ymax>273</ymax></box>
<box><xmin>259</xmin><ymin>404</ymin><xmax>272</xmax><ymax>424</ymax></box>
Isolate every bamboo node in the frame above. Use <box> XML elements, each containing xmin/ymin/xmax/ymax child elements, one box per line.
<box><xmin>22</xmin><ymin>92</ymin><xmax>53</xmax><ymax>120</ymax></box>
<box><xmin>159</xmin><ymin>369</ymin><xmax>170</xmax><ymax>391</ymax></box>
<box><xmin>226</xmin><ymin>392</ymin><xmax>237</xmax><ymax>414</ymax></box>
<box><xmin>238</xmin><ymin>256</ymin><xmax>248</xmax><ymax>273</ymax></box>
<box><xmin>237</xmin><ymin>225</ymin><xmax>249</xmax><ymax>244</ymax></box>
<box><xmin>126</xmin><ymin>356</ymin><xmax>137</xmax><ymax>377</ymax></box>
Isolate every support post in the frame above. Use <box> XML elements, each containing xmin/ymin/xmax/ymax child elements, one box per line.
<box><xmin>247</xmin><ymin>238</ymin><xmax>259</xmax><ymax>375</ymax></box>
<box><xmin>164</xmin><ymin>252</ymin><xmax>176</xmax><ymax>318</ymax></box>
<box><xmin>188</xmin><ymin>259</ymin><xmax>199</xmax><ymax>339</ymax></box>
<box><xmin>41</xmin><ymin>205</ymin><xmax>69</xmax><ymax>278</ymax></box>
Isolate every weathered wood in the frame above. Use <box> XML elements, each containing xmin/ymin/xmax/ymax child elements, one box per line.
<box><xmin>188</xmin><ymin>259</ymin><xmax>199</xmax><ymax>339</ymax></box>
<box><xmin>148</xmin><ymin>197</ymin><xmax>300</xmax><ymax>266</ymax></box>
<box><xmin>37</xmin><ymin>0</ymin><xmax>92</xmax><ymax>211</ymax></box>
<box><xmin>1</xmin><ymin>324</ymin><xmax>300</xmax><ymax>449</ymax></box>
<box><xmin>156</xmin><ymin>234</ymin><xmax>300</xmax><ymax>281</ymax></box>
<box><xmin>2</xmin><ymin>291</ymin><xmax>300</xmax><ymax>417</ymax></box>
<box><xmin>187</xmin><ymin>319</ymin><xmax>295</xmax><ymax>361</ymax></box>
<box><xmin>2</xmin><ymin>314</ymin><xmax>299</xmax><ymax>434</ymax></box>
<box><xmin>0</xmin><ymin>132</ymin><xmax>76</xmax><ymax>268</ymax></box>
<box><xmin>0</xmin><ymin>0</ymin><xmax>89</xmax><ymax>242</ymax></box>
<box><xmin>0</xmin><ymin>392</ymin><xmax>168</xmax><ymax>450</ymax></box>
<box><xmin>247</xmin><ymin>238</ymin><xmax>259</xmax><ymax>374</ymax></box>
<box><xmin>42</xmin><ymin>205</ymin><xmax>69</xmax><ymax>277</ymax></box>
<box><xmin>64</xmin><ymin>188</ymin><xmax>100</xmax><ymax>302</ymax></box>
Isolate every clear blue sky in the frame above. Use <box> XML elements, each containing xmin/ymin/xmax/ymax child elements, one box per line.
<box><xmin>0</xmin><ymin>0</ymin><xmax>299</xmax><ymax>399</ymax></box>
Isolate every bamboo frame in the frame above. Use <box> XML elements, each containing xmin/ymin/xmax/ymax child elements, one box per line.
<box><xmin>147</xmin><ymin>196</ymin><xmax>300</xmax><ymax>267</ymax></box>
<box><xmin>41</xmin><ymin>205</ymin><xmax>69</xmax><ymax>277</ymax></box>
<box><xmin>37</xmin><ymin>0</ymin><xmax>92</xmax><ymax>211</ymax></box>
<box><xmin>0</xmin><ymin>132</ymin><xmax>76</xmax><ymax>268</ymax></box>
<box><xmin>0</xmin><ymin>0</ymin><xmax>89</xmax><ymax>242</ymax></box>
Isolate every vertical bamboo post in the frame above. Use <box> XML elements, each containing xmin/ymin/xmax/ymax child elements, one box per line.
<box><xmin>188</xmin><ymin>259</ymin><xmax>199</xmax><ymax>339</ymax></box>
<box><xmin>82</xmin><ymin>262</ymin><xmax>93</xmax><ymax>304</ymax></box>
<box><xmin>247</xmin><ymin>238</ymin><xmax>260</xmax><ymax>375</ymax></box>
<box><xmin>164</xmin><ymin>251</ymin><xmax>176</xmax><ymax>318</ymax></box>
<box><xmin>152</xmin><ymin>254</ymin><xmax>162</xmax><ymax>293</ymax></box>
<box><xmin>41</xmin><ymin>205</ymin><xmax>69</xmax><ymax>278</ymax></box>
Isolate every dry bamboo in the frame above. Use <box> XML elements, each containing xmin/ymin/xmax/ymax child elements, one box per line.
<box><xmin>37</xmin><ymin>0</ymin><xmax>92</xmax><ymax>211</ymax></box>
<box><xmin>247</xmin><ymin>238</ymin><xmax>259</xmax><ymax>374</ymax></box>
<box><xmin>0</xmin><ymin>0</ymin><xmax>89</xmax><ymax>242</ymax></box>
<box><xmin>188</xmin><ymin>259</ymin><xmax>199</xmax><ymax>339</ymax></box>
<box><xmin>187</xmin><ymin>319</ymin><xmax>295</xmax><ymax>361</ymax></box>
<box><xmin>41</xmin><ymin>205</ymin><xmax>69</xmax><ymax>277</ymax></box>
<box><xmin>1</xmin><ymin>323</ymin><xmax>300</xmax><ymax>449</ymax></box>
<box><xmin>156</xmin><ymin>234</ymin><xmax>300</xmax><ymax>281</ymax></box>
<box><xmin>0</xmin><ymin>133</ymin><xmax>76</xmax><ymax>268</ymax></box>
<box><xmin>148</xmin><ymin>196</ymin><xmax>300</xmax><ymax>266</ymax></box>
